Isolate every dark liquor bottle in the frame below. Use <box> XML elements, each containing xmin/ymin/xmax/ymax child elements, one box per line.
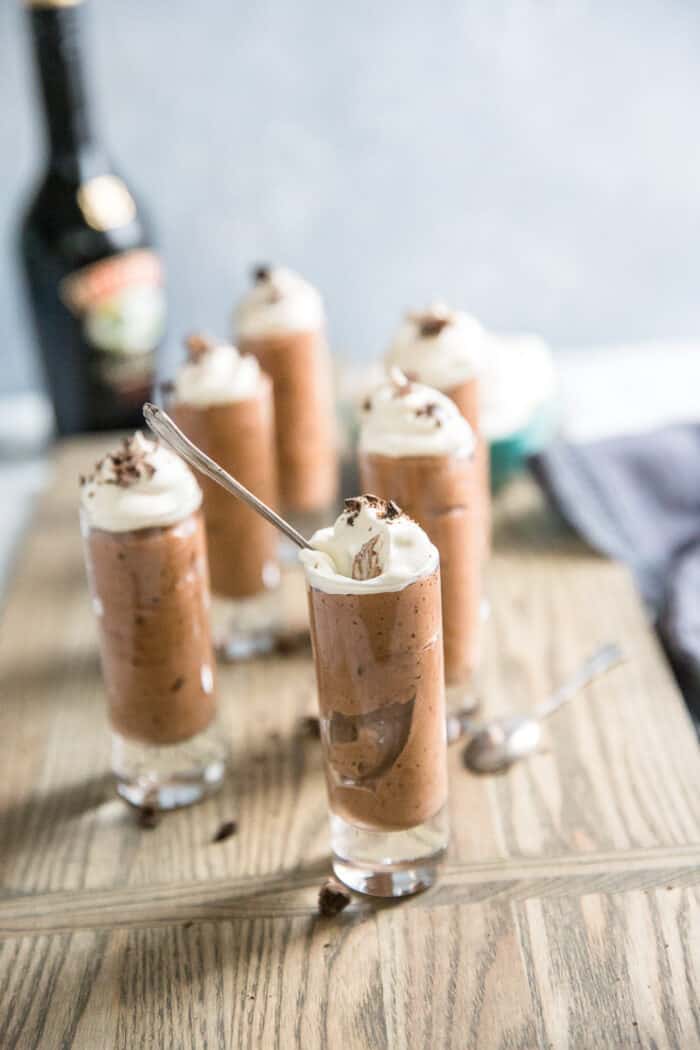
<box><xmin>19</xmin><ymin>0</ymin><xmax>166</xmax><ymax>435</ymax></box>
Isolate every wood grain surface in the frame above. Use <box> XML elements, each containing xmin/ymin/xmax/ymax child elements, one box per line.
<box><xmin>0</xmin><ymin>437</ymin><xmax>699</xmax><ymax>1049</ymax></box>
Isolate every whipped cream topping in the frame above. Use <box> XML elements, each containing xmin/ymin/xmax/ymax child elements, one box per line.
<box><xmin>80</xmin><ymin>433</ymin><xmax>202</xmax><ymax>532</ymax></box>
<box><xmin>173</xmin><ymin>337</ymin><xmax>262</xmax><ymax>407</ymax></box>
<box><xmin>386</xmin><ymin>304</ymin><xmax>487</xmax><ymax>389</ymax></box>
<box><xmin>359</xmin><ymin>371</ymin><xmax>474</xmax><ymax>458</ymax></box>
<box><xmin>300</xmin><ymin>495</ymin><xmax>438</xmax><ymax>595</ymax></box>
<box><xmin>236</xmin><ymin>265</ymin><xmax>324</xmax><ymax>339</ymax></box>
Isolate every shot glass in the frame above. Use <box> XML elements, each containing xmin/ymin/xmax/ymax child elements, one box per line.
<box><xmin>173</xmin><ymin>374</ymin><xmax>282</xmax><ymax>659</ymax></box>
<box><xmin>360</xmin><ymin>446</ymin><xmax>482</xmax><ymax>712</ymax></box>
<box><xmin>303</xmin><ymin>558</ymin><xmax>449</xmax><ymax>897</ymax></box>
<box><xmin>82</xmin><ymin>507</ymin><xmax>224</xmax><ymax>809</ymax></box>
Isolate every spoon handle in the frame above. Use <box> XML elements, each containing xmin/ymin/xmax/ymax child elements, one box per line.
<box><xmin>535</xmin><ymin>643</ymin><xmax>624</xmax><ymax>721</ymax></box>
<box><xmin>142</xmin><ymin>402</ymin><xmax>312</xmax><ymax>551</ymax></box>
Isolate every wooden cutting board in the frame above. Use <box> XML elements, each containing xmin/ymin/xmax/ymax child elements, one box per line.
<box><xmin>0</xmin><ymin>437</ymin><xmax>698</xmax><ymax>1049</ymax></box>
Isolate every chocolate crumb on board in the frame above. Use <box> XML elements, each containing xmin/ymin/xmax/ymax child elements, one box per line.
<box><xmin>137</xmin><ymin>805</ymin><xmax>160</xmax><ymax>830</ymax></box>
<box><xmin>159</xmin><ymin>379</ymin><xmax>176</xmax><ymax>397</ymax></box>
<box><xmin>351</xmin><ymin>534</ymin><xmax>383</xmax><ymax>581</ymax></box>
<box><xmin>389</xmin><ymin>369</ymin><xmax>413</xmax><ymax>397</ymax></box>
<box><xmin>344</xmin><ymin>493</ymin><xmax>401</xmax><ymax>528</ymax></box>
<box><xmin>212</xmin><ymin>820</ymin><xmax>238</xmax><ymax>843</ymax></box>
<box><xmin>318</xmin><ymin>878</ymin><xmax>351</xmax><ymax>917</ymax></box>
<box><xmin>299</xmin><ymin>715</ymin><xmax>321</xmax><ymax>739</ymax></box>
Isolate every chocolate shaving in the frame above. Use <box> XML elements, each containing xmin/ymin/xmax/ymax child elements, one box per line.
<box><xmin>212</xmin><ymin>819</ymin><xmax>238</xmax><ymax>843</ymax></box>
<box><xmin>185</xmin><ymin>332</ymin><xmax>214</xmax><ymax>362</ymax></box>
<box><xmin>408</xmin><ymin>306</ymin><xmax>456</xmax><ymax>339</ymax></box>
<box><xmin>361</xmin><ymin>396</ymin><xmax>372</xmax><ymax>412</ymax></box>
<box><xmin>415</xmin><ymin>402</ymin><xmax>444</xmax><ymax>427</ymax></box>
<box><xmin>344</xmin><ymin>494</ymin><xmax>403</xmax><ymax>528</ymax></box>
<box><xmin>299</xmin><ymin>715</ymin><xmax>321</xmax><ymax>739</ymax></box>
<box><xmin>252</xmin><ymin>263</ymin><xmax>271</xmax><ymax>283</ymax></box>
<box><xmin>318</xmin><ymin>878</ymin><xmax>351</xmax><ymax>917</ymax></box>
<box><xmin>351</xmin><ymin>534</ymin><xmax>383</xmax><ymax>581</ymax></box>
<box><xmin>250</xmin><ymin>263</ymin><xmax>283</xmax><ymax>303</ymax></box>
<box><xmin>159</xmin><ymin>379</ymin><xmax>176</xmax><ymax>397</ymax></box>
<box><xmin>86</xmin><ymin>434</ymin><xmax>158</xmax><ymax>490</ymax></box>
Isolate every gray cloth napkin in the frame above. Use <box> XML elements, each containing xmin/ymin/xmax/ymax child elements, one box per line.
<box><xmin>532</xmin><ymin>425</ymin><xmax>700</xmax><ymax>721</ymax></box>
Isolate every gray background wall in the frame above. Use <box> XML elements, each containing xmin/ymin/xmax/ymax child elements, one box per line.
<box><xmin>1</xmin><ymin>0</ymin><xmax>699</xmax><ymax>394</ymax></box>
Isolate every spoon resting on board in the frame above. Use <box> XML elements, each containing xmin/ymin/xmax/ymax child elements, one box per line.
<box><xmin>459</xmin><ymin>643</ymin><xmax>625</xmax><ymax>774</ymax></box>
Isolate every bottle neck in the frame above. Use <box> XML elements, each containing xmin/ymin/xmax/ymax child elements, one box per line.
<box><xmin>27</xmin><ymin>1</ymin><xmax>100</xmax><ymax>172</ymax></box>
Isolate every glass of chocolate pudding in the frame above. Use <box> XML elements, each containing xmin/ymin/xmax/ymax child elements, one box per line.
<box><xmin>358</xmin><ymin>373</ymin><xmax>482</xmax><ymax>712</ymax></box>
<box><xmin>300</xmin><ymin>496</ymin><xmax>449</xmax><ymax>898</ymax></box>
<box><xmin>170</xmin><ymin>335</ymin><xmax>282</xmax><ymax>659</ymax></box>
<box><xmin>386</xmin><ymin>305</ymin><xmax>491</xmax><ymax>560</ymax></box>
<box><xmin>80</xmin><ymin>434</ymin><xmax>224</xmax><ymax>809</ymax></box>
<box><xmin>235</xmin><ymin>265</ymin><xmax>339</xmax><ymax>541</ymax></box>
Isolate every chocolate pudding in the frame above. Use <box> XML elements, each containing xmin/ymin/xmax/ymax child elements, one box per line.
<box><xmin>171</xmin><ymin>336</ymin><xmax>279</xmax><ymax>599</ymax></box>
<box><xmin>386</xmin><ymin>304</ymin><xmax>491</xmax><ymax>555</ymax></box>
<box><xmin>444</xmin><ymin>376</ymin><xmax>491</xmax><ymax>555</ymax></box>
<box><xmin>236</xmin><ymin>266</ymin><xmax>338</xmax><ymax>516</ymax></box>
<box><xmin>81</xmin><ymin>434</ymin><xmax>217</xmax><ymax>748</ymax></box>
<box><xmin>359</xmin><ymin>450</ymin><xmax>480</xmax><ymax>686</ymax></box>
<box><xmin>301</xmin><ymin>496</ymin><xmax>448</xmax><ymax>834</ymax></box>
<box><xmin>358</xmin><ymin>375</ymin><xmax>481</xmax><ymax>690</ymax></box>
<box><xmin>308</xmin><ymin>568</ymin><xmax>447</xmax><ymax>830</ymax></box>
<box><xmin>86</xmin><ymin>514</ymin><xmax>216</xmax><ymax>744</ymax></box>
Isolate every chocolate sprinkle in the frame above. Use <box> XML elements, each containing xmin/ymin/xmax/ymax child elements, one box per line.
<box><xmin>408</xmin><ymin>307</ymin><xmax>456</xmax><ymax>339</ymax></box>
<box><xmin>85</xmin><ymin>434</ymin><xmax>158</xmax><ymax>490</ymax></box>
<box><xmin>318</xmin><ymin>878</ymin><xmax>351</xmax><ymax>917</ymax></box>
<box><xmin>390</xmin><ymin>371</ymin><xmax>413</xmax><ymax>397</ymax></box>
<box><xmin>252</xmin><ymin>263</ymin><xmax>271</xmax><ymax>283</ymax></box>
<box><xmin>212</xmin><ymin>820</ymin><xmax>238</xmax><ymax>843</ymax></box>
<box><xmin>344</xmin><ymin>494</ymin><xmax>404</xmax><ymax>528</ymax></box>
<box><xmin>299</xmin><ymin>715</ymin><xmax>321</xmax><ymax>739</ymax></box>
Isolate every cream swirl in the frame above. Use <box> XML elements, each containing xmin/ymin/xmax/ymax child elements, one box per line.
<box><xmin>359</xmin><ymin>372</ymin><xmax>474</xmax><ymax>458</ymax></box>
<box><xmin>236</xmin><ymin>265</ymin><xmax>324</xmax><ymax>338</ymax></box>
<box><xmin>299</xmin><ymin>495</ymin><xmax>438</xmax><ymax>595</ymax></box>
<box><xmin>173</xmin><ymin>340</ymin><xmax>262</xmax><ymax>406</ymax></box>
<box><xmin>386</xmin><ymin>304</ymin><xmax>487</xmax><ymax>389</ymax></box>
<box><xmin>80</xmin><ymin>433</ymin><xmax>202</xmax><ymax>533</ymax></box>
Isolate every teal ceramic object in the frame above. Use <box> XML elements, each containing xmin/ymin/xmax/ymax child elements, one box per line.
<box><xmin>489</xmin><ymin>396</ymin><xmax>558</xmax><ymax>490</ymax></box>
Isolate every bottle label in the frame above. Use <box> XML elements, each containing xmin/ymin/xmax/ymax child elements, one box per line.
<box><xmin>60</xmin><ymin>249</ymin><xmax>165</xmax><ymax>397</ymax></box>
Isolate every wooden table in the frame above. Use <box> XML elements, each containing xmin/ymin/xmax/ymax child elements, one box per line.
<box><xmin>1</xmin><ymin>439</ymin><xmax>699</xmax><ymax>1049</ymax></box>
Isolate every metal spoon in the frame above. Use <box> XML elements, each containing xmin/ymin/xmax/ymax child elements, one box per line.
<box><xmin>460</xmin><ymin>643</ymin><xmax>624</xmax><ymax>774</ymax></box>
<box><xmin>142</xmin><ymin>402</ymin><xmax>311</xmax><ymax>551</ymax></box>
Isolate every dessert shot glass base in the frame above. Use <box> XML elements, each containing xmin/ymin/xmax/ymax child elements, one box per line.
<box><xmin>211</xmin><ymin>588</ymin><xmax>281</xmax><ymax>662</ymax></box>
<box><xmin>330</xmin><ymin>806</ymin><xmax>448</xmax><ymax>898</ymax></box>
<box><xmin>112</xmin><ymin>721</ymin><xmax>226</xmax><ymax>810</ymax></box>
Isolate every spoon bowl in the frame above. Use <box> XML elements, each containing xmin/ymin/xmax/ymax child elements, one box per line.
<box><xmin>461</xmin><ymin>643</ymin><xmax>624</xmax><ymax>774</ymax></box>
